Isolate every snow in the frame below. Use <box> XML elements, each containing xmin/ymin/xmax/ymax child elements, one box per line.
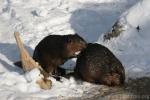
<box><xmin>98</xmin><ymin>0</ymin><xmax>150</xmax><ymax>79</ymax></box>
<box><xmin>24</xmin><ymin>68</ymin><xmax>43</xmax><ymax>82</ymax></box>
<box><xmin>0</xmin><ymin>0</ymin><xmax>149</xmax><ymax>99</ymax></box>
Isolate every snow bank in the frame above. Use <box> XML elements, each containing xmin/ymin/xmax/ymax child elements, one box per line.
<box><xmin>99</xmin><ymin>0</ymin><xmax>150</xmax><ymax>79</ymax></box>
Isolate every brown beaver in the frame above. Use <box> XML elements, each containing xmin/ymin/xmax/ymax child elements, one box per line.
<box><xmin>74</xmin><ymin>43</ymin><xmax>125</xmax><ymax>86</ymax></box>
<box><xmin>15</xmin><ymin>34</ymin><xmax>87</xmax><ymax>78</ymax></box>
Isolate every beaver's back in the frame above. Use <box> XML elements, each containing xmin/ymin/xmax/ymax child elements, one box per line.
<box><xmin>33</xmin><ymin>35</ymin><xmax>63</xmax><ymax>59</ymax></box>
<box><xmin>75</xmin><ymin>43</ymin><xmax>125</xmax><ymax>86</ymax></box>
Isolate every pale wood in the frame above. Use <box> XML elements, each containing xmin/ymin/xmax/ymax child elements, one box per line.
<box><xmin>14</xmin><ymin>32</ymin><xmax>39</xmax><ymax>71</ymax></box>
<box><xmin>36</xmin><ymin>79</ymin><xmax>52</xmax><ymax>90</ymax></box>
<box><xmin>14</xmin><ymin>32</ymin><xmax>52</xmax><ymax>89</ymax></box>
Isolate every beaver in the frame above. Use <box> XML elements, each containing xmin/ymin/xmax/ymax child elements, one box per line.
<box><xmin>33</xmin><ymin>34</ymin><xmax>87</xmax><ymax>75</ymax></box>
<box><xmin>74</xmin><ymin>43</ymin><xmax>125</xmax><ymax>86</ymax></box>
<box><xmin>15</xmin><ymin>34</ymin><xmax>87</xmax><ymax>79</ymax></box>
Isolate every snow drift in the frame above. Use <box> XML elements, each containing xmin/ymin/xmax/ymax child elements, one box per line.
<box><xmin>99</xmin><ymin>0</ymin><xmax>150</xmax><ymax>79</ymax></box>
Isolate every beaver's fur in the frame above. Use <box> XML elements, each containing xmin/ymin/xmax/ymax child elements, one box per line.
<box><xmin>33</xmin><ymin>34</ymin><xmax>87</xmax><ymax>76</ymax></box>
<box><xmin>74</xmin><ymin>43</ymin><xmax>125</xmax><ymax>86</ymax></box>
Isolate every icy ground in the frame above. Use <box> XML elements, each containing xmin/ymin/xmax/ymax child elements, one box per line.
<box><xmin>0</xmin><ymin>0</ymin><xmax>150</xmax><ymax>99</ymax></box>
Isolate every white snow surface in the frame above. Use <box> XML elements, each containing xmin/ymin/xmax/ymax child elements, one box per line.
<box><xmin>98</xmin><ymin>0</ymin><xmax>150</xmax><ymax>78</ymax></box>
<box><xmin>0</xmin><ymin>0</ymin><xmax>150</xmax><ymax>99</ymax></box>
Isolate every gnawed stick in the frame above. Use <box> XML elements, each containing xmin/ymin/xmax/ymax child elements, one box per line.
<box><xmin>14</xmin><ymin>32</ymin><xmax>52</xmax><ymax>90</ymax></box>
<box><xmin>14</xmin><ymin>32</ymin><xmax>38</xmax><ymax>71</ymax></box>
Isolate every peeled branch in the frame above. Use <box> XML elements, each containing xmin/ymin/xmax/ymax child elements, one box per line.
<box><xmin>14</xmin><ymin>32</ymin><xmax>52</xmax><ymax>90</ymax></box>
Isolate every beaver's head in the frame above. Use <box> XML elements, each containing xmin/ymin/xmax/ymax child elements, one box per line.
<box><xmin>63</xmin><ymin>34</ymin><xmax>87</xmax><ymax>58</ymax></box>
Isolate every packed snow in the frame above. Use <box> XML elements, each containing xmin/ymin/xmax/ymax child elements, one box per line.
<box><xmin>0</xmin><ymin>0</ymin><xmax>150</xmax><ymax>99</ymax></box>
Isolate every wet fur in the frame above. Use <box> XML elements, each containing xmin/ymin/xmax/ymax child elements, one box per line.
<box><xmin>75</xmin><ymin>43</ymin><xmax>125</xmax><ymax>86</ymax></box>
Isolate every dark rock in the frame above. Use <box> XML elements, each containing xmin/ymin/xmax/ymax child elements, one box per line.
<box><xmin>104</xmin><ymin>21</ymin><xmax>124</xmax><ymax>41</ymax></box>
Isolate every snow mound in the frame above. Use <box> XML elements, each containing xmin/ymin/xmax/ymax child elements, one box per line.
<box><xmin>99</xmin><ymin>0</ymin><xmax>150</xmax><ymax>79</ymax></box>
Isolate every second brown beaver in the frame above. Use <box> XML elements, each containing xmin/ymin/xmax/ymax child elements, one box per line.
<box><xmin>74</xmin><ymin>43</ymin><xmax>125</xmax><ymax>86</ymax></box>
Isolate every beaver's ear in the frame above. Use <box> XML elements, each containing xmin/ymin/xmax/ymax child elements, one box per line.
<box><xmin>74</xmin><ymin>33</ymin><xmax>79</xmax><ymax>36</ymax></box>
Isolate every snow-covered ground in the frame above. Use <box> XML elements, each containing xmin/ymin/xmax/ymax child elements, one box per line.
<box><xmin>0</xmin><ymin>0</ymin><xmax>150</xmax><ymax>99</ymax></box>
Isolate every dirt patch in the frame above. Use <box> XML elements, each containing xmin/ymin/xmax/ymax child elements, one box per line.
<box><xmin>59</xmin><ymin>77</ymin><xmax>150</xmax><ymax>100</ymax></box>
<box><xmin>104</xmin><ymin>21</ymin><xmax>124</xmax><ymax>41</ymax></box>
